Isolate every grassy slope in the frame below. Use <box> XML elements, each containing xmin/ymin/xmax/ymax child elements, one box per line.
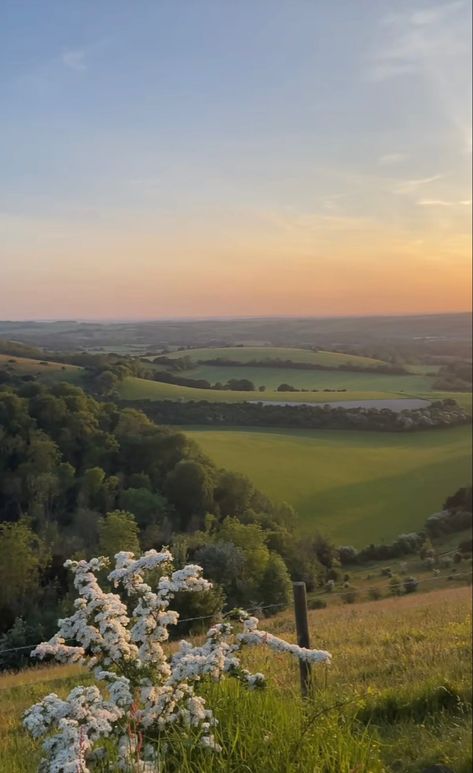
<box><xmin>1</xmin><ymin>588</ymin><xmax>471</xmax><ymax>772</ymax></box>
<box><xmin>120</xmin><ymin>377</ymin><xmax>410</xmax><ymax>403</ymax></box>
<box><xmin>177</xmin><ymin>363</ymin><xmax>435</xmax><ymax>392</ymax></box>
<box><xmin>0</xmin><ymin>354</ymin><xmax>82</xmax><ymax>382</ymax></box>
<box><xmin>185</xmin><ymin>425</ymin><xmax>472</xmax><ymax>544</ymax></box>
<box><xmin>165</xmin><ymin>346</ymin><xmax>387</xmax><ymax>367</ymax></box>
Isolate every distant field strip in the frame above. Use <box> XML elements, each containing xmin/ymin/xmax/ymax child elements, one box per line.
<box><xmin>120</xmin><ymin>377</ymin><xmax>408</xmax><ymax>403</ymax></box>
<box><xmin>175</xmin><ymin>363</ymin><xmax>435</xmax><ymax>392</ymax></box>
<box><xmin>185</xmin><ymin>425</ymin><xmax>472</xmax><ymax>545</ymax></box>
<box><xmin>166</xmin><ymin>346</ymin><xmax>386</xmax><ymax>367</ymax></box>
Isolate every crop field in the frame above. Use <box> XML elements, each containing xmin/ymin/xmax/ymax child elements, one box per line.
<box><xmin>185</xmin><ymin>425</ymin><xmax>472</xmax><ymax>544</ymax></box>
<box><xmin>166</xmin><ymin>346</ymin><xmax>387</xmax><ymax>368</ymax></box>
<box><xmin>175</xmin><ymin>363</ymin><xmax>435</xmax><ymax>392</ymax></box>
<box><xmin>1</xmin><ymin>587</ymin><xmax>471</xmax><ymax>773</ymax></box>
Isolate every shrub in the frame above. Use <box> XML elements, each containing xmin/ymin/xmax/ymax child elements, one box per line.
<box><xmin>308</xmin><ymin>598</ymin><xmax>327</xmax><ymax>610</ymax></box>
<box><xmin>389</xmin><ymin>575</ymin><xmax>402</xmax><ymax>596</ymax></box>
<box><xmin>368</xmin><ymin>587</ymin><xmax>382</xmax><ymax>601</ymax></box>
<box><xmin>24</xmin><ymin>550</ymin><xmax>332</xmax><ymax>772</ymax></box>
<box><xmin>403</xmin><ymin>576</ymin><xmax>419</xmax><ymax>594</ymax></box>
<box><xmin>342</xmin><ymin>589</ymin><xmax>358</xmax><ymax>604</ymax></box>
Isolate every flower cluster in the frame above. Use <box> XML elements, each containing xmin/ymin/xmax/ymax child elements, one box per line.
<box><xmin>24</xmin><ymin>549</ymin><xmax>331</xmax><ymax>772</ymax></box>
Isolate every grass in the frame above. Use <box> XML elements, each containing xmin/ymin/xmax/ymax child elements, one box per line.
<box><xmin>176</xmin><ymin>363</ymin><xmax>435</xmax><ymax>392</ymax></box>
<box><xmin>165</xmin><ymin>346</ymin><xmax>387</xmax><ymax>368</ymax></box>
<box><xmin>184</xmin><ymin>425</ymin><xmax>472</xmax><ymax>544</ymax></box>
<box><xmin>120</xmin><ymin>377</ymin><xmax>411</xmax><ymax>404</ymax></box>
<box><xmin>1</xmin><ymin>587</ymin><xmax>471</xmax><ymax>772</ymax></box>
<box><xmin>0</xmin><ymin>354</ymin><xmax>82</xmax><ymax>382</ymax></box>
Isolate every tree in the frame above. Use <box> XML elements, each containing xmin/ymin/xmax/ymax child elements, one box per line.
<box><xmin>0</xmin><ymin>520</ymin><xmax>50</xmax><ymax>629</ymax></box>
<box><xmin>258</xmin><ymin>552</ymin><xmax>292</xmax><ymax>609</ymax></box>
<box><xmin>120</xmin><ymin>487</ymin><xmax>168</xmax><ymax>527</ymax></box>
<box><xmin>165</xmin><ymin>461</ymin><xmax>215</xmax><ymax>525</ymax></box>
<box><xmin>214</xmin><ymin>471</ymin><xmax>254</xmax><ymax>517</ymax></box>
<box><xmin>98</xmin><ymin>511</ymin><xmax>140</xmax><ymax>558</ymax></box>
<box><xmin>78</xmin><ymin>467</ymin><xmax>106</xmax><ymax>510</ymax></box>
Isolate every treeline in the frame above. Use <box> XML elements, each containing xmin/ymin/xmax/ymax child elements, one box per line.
<box><xmin>122</xmin><ymin>398</ymin><xmax>471</xmax><ymax>433</ymax></box>
<box><xmin>433</xmin><ymin>361</ymin><xmax>472</xmax><ymax>392</ymax></box>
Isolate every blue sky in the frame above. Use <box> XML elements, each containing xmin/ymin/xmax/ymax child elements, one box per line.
<box><xmin>1</xmin><ymin>0</ymin><xmax>471</xmax><ymax>318</ymax></box>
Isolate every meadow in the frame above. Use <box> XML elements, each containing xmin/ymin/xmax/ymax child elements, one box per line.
<box><xmin>1</xmin><ymin>587</ymin><xmax>470</xmax><ymax>772</ymax></box>
<box><xmin>185</xmin><ymin>425</ymin><xmax>472</xmax><ymax>544</ymax></box>
<box><xmin>165</xmin><ymin>346</ymin><xmax>387</xmax><ymax>368</ymax></box>
<box><xmin>173</xmin><ymin>362</ymin><xmax>435</xmax><ymax>392</ymax></box>
<box><xmin>119</xmin><ymin>376</ymin><xmax>413</xmax><ymax>404</ymax></box>
<box><xmin>0</xmin><ymin>354</ymin><xmax>81</xmax><ymax>381</ymax></box>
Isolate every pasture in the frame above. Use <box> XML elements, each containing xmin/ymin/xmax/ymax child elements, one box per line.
<box><xmin>0</xmin><ymin>354</ymin><xmax>81</xmax><ymax>381</ymax></box>
<box><xmin>165</xmin><ymin>346</ymin><xmax>387</xmax><ymax>367</ymax></box>
<box><xmin>174</xmin><ymin>362</ymin><xmax>435</xmax><ymax>392</ymax></box>
<box><xmin>119</xmin><ymin>376</ymin><xmax>409</xmax><ymax>404</ymax></box>
<box><xmin>185</xmin><ymin>425</ymin><xmax>472</xmax><ymax>544</ymax></box>
<box><xmin>1</xmin><ymin>587</ymin><xmax>471</xmax><ymax>772</ymax></box>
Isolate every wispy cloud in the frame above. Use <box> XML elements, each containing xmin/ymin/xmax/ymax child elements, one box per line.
<box><xmin>368</xmin><ymin>2</ymin><xmax>471</xmax><ymax>154</ymax></box>
<box><xmin>393</xmin><ymin>174</ymin><xmax>444</xmax><ymax>194</ymax></box>
<box><xmin>378</xmin><ymin>153</ymin><xmax>408</xmax><ymax>166</ymax></box>
<box><xmin>368</xmin><ymin>2</ymin><xmax>467</xmax><ymax>81</ymax></box>
<box><xmin>417</xmin><ymin>198</ymin><xmax>472</xmax><ymax>207</ymax></box>
<box><xmin>62</xmin><ymin>49</ymin><xmax>87</xmax><ymax>72</ymax></box>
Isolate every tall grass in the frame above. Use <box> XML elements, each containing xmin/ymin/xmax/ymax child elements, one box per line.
<box><xmin>1</xmin><ymin>587</ymin><xmax>471</xmax><ymax>772</ymax></box>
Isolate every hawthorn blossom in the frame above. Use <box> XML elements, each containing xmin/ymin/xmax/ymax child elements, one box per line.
<box><xmin>24</xmin><ymin>548</ymin><xmax>331</xmax><ymax>772</ymax></box>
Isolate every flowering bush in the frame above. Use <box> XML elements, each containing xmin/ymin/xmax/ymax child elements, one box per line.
<box><xmin>23</xmin><ymin>549</ymin><xmax>331</xmax><ymax>772</ymax></box>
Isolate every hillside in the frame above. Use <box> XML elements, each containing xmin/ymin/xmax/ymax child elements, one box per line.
<box><xmin>185</xmin><ymin>425</ymin><xmax>472</xmax><ymax>543</ymax></box>
<box><xmin>0</xmin><ymin>354</ymin><xmax>81</xmax><ymax>381</ymax></box>
<box><xmin>1</xmin><ymin>586</ymin><xmax>471</xmax><ymax>772</ymax></box>
<box><xmin>119</xmin><ymin>376</ymin><xmax>410</xmax><ymax>403</ymax></box>
<box><xmin>165</xmin><ymin>346</ymin><xmax>387</xmax><ymax>367</ymax></box>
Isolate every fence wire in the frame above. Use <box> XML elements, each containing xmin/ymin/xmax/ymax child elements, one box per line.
<box><xmin>0</xmin><ymin>570</ymin><xmax>471</xmax><ymax>658</ymax></box>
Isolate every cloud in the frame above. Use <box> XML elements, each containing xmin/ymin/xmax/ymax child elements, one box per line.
<box><xmin>62</xmin><ymin>49</ymin><xmax>87</xmax><ymax>72</ymax></box>
<box><xmin>393</xmin><ymin>174</ymin><xmax>444</xmax><ymax>194</ymax></box>
<box><xmin>367</xmin><ymin>2</ymin><xmax>471</xmax><ymax>154</ymax></box>
<box><xmin>378</xmin><ymin>153</ymin><xmax>408</xmax><ymax>166</ymax></box>
<box><xmin>417</xmin><ymin>199</ymin><xmax>472</xmax><ymax>207</ymax></box>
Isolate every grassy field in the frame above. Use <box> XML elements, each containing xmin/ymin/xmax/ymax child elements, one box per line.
<box><xmin>1</xmin><ymin>587</ymin><xmax>471</xmax><ymax>772</ymax></box>
<box><xmin>165</xmin><ymin>346</ymin><xmax>387</xmax><ymax>368</ymax></box>
<box><xmin>120</xmin><ymin>376</ymin><xmax>415</xmax><ymax>404</ymax></box>
<box><xmin>175</xmin><ymin>363</ymin><xmax>435</xmax><ymax>392</ymax></box>
<box><xmin>0</xmin><ymin>354</ymin><xmax>82</xmax><ymax>381</ymax></box>
<box><xmin>185</xmin><ymin>425</ymin><xmax>472</xmax><ymax>544</ymax></box>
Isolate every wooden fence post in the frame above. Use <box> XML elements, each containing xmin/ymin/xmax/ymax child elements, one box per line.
<box><xmin>293</xmin><ymin>581</ymin><xmax>312</xmax><ymax>698</ymax></box>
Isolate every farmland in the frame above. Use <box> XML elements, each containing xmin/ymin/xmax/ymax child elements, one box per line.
<box><xmin>185</xmin><ymin>425</ymin><xmax>472</xmax><ymax>544</ymax></box>
<box><xmin>171</xmin><ymin>362</ymin><xmax>435</xmax><ymax>392</ymax></box>
<box><xmin>165</xmin><ymin>346</ymin><xmax>387</xmax><ymax>367</ymax></box>
<box><xmin>1</xmin><ymin>587</ymin><xmax>471</xmax><ymax>773</ymax></box>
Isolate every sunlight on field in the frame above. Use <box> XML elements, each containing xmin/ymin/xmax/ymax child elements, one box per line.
<box><xmin>166</xmin><ymin>347</ymin><xmax>387</xmax><ymax>367</ymax></box>
<box><xmin>186</xmin><ymin>425</ymin><xmax>472</xmax><ymax>544</ymax></box>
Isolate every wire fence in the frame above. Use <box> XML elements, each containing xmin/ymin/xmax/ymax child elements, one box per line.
<box><xmin>0</xmin><ymin>570</ymin><xmax>471</xmax><ymax>659</ymax></box>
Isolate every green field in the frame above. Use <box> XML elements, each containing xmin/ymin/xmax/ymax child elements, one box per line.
<box><xmin>0</xmin><ymin>354</ymin><xmax>82</xmax><ymax>381</ymax></box>
<box><xmin>185</xmin><ymin>425</ymin><xmax>472</xmax><ymax>545</ymax></box>
<box><xmin>166</xmin><ymin>346</ymin><xmax>387</xmax><ymax>368</ymax></box>
<box><xmin>120</xmin><ymin>376</ymin><xmax>411</xmax><ymax>404</ymax></box>
<box><xmin>176</xmin><ymin>363</ymin><xmax>435</xmax><ymax>392</ymax></box>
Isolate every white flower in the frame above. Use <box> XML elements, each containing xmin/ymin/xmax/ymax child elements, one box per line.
<box><xmin>24</xmin><ymin>548</ymin><xmax>331</xmax><ymax>771</ymax></box>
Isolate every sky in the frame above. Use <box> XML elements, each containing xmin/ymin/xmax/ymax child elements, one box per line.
<box><xmin>1</xmin><ymin>0</ymin><xmax>471</xmax><ymax>320</ymax></box>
